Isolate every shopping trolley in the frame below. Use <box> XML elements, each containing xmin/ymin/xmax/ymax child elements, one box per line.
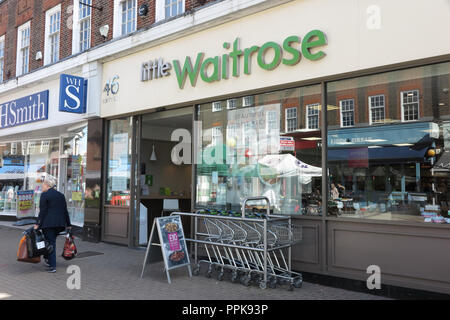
<box><xmin>170</xmin><ymin>197</ymin><xmax>303</xmax><ymax>290</ymax></box>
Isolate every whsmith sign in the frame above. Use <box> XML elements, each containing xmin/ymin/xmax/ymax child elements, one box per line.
<box><xmin>140</xmin><ymin>30</ymin><xmax>327</xmax><ymax>89</ymax></box>
<box><xmin>0</xmin><ymin>90</ymin><xmax>49</xmax><ymax>129</ymax></box>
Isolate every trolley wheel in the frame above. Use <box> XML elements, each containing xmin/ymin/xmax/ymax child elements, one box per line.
<box><xmin>240</xmin><ymin>274</ymin><xmax>251</xmax><ymax>286</ymax></box>
<box><xmin>193</xmin><ymin>267</ymin><xmax>200</xmax><ymax>276</ymax></box>
<box><xmin>217</xmin><ymin>272</ymin><xmax>224</xmax><ymax>281</ymax></box>
<box><xmin>231</xmin><ymin>272</ymin><xmax>238</xmax><ymax>283</ymax></box>
<box><xmin>206</xmin><ymin>269</ymin><xmax>212</xmax><ymax>278</ymax></box>
<box><xmin>268</xmin><ymin>278</ymin><xmax>277</xmax><ymax>289</ymax></box>
<box><xmin>259</xmin><ymin>281</ymin><xmax>267</xmax><ymax>290</ymax></box>
<box><xmin>293</xmin><ymin>276</ymin><xmax>303</xmax><ymax>288</ymax></box>
<box><xmin>287</xmin><ymin>283</ymin><xmax>295</xmax><ymax>291</ymax></box>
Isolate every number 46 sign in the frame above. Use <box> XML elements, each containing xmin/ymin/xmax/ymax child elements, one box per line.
<box><xmin>103</xmin><ymin>75</ymin><xmax>119</xmax><ymax>96</ymax></box>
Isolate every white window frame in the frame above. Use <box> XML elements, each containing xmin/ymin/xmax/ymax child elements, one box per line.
<box><xmin>113</xmin><ymin>0</ymin><xmax>137</xmax><ymax>38</ymax></box>
<box><xmin>339</xmin><ymin>99</ymin><xmax>355</xmax><ymax>128</ymax></box>
<box><xmin>211</xmin><ymin>126</ymin><xmax>223</xmax><ymax>146</ymax></box>
<box><xmin>285</xmin><ymin>107</ymin><xmax>298</xmax><ymax>133</ymax></box>
<box><xmin>155</xmin><ymin>0</ymin><xmax>185</xmax><ymax>22</ymax></box>
<box><xmin>242</xmin><ymin>96</ymin><xmax>254</xmax><ymax>107</ymax></box>
<box><xmin>44</xmin><ymin>4</ymin><xmax>61</xmax><ymax>65</ymax></box>
<box><xmin>368</xmin><ymin>94</ymin><xmax>385</xmax><ymax>125</ymax></box>
<box><xmin>306</xmin><ymin>103</ymin><xmax>320</xmax><ymax>130</ymax></box>
<box><xmin>72</xmin><ymin>0</ymin><xmax>92</xmax><ymax>54</ymax></box>
<box><xmin>0</xmin><ymin>35</ymin><xmax>4</xmax><ymax>83</ymax></box>
<box><xmin>401</xmin><ymin>90</ymin><xmax>420</xmax><ymax>122</ymax></box>
<box><xmin>212</xmin><ymin>101</ymin><xmax>222</xmax><ymax>112</ymax></box>
<box><xmin>227</xmin><ymin>99</ymin><xmax>237</xmax><ymax>110</ymax></box>
<box><xmin>16</xmin><ymin>21</ymin><xmax>31</xmax><ymax>77</ymax></box>
<box><xmin>120</xmin><ymin>0</ymin><xmax>137</xmax><ymax>36</ymax></box>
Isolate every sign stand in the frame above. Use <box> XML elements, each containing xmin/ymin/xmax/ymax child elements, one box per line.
<box><xmin>141</xmin><ymin>215</ymin><xmax>192</xmax><ymax>284</ymax></box>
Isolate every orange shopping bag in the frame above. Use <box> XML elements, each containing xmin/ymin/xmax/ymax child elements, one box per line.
<box><xmin>17</xmin><ymin>235</ymin><xmax>41</xmax><ymax>263</ymax></box>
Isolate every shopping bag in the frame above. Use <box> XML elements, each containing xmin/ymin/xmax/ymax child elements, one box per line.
<box><xmin>24</xmin><ymin>228</ymin><xmax>52</xmax><ymax>258</ymax></box>
<box><xmin>17</xmin><ymin>235</ymin><xmax>41</xmax><ymax>263</ymax></box>
<box><xmin>62</xmin><ymin>232</ymin><xmax>77</xmax><ymax>260</ymax></box>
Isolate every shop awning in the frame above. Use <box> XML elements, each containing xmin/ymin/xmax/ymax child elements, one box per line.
<box><xmin>328</xmin><ymin>146</ymin><xmax>428</xmax><ymax>163</ymax></box>
<box><xmin>328</xmin><ymin>122</ymin><xmax>439</xmax><ymax>148</ymax></box>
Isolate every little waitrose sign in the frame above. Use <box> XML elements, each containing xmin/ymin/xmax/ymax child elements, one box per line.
<box><xmin>140</xmin><ymin>30</ymin><xmax>327</xmax><ymax>89</ymax></box>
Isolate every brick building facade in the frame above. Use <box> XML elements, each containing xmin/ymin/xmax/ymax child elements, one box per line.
<box><xmin>0</xmin><ymin>0</ymin><xmax>215</xmax><ymax>82</ymax></box>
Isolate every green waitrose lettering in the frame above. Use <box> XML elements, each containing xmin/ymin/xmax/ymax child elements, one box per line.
<box><xmin>173</xmin><ymin>30</ymin><xmax>327</xmax><ymax>89</ymax></box>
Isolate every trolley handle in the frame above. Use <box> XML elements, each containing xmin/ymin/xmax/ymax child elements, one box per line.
<box><xmin>241</xmin><ymin>196</ymin><xmax>271</xmax><ymax>219</ymax></box>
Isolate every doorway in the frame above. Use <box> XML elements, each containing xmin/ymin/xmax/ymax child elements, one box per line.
<box><xmin>134</xmin><ymin>107</ymin><xmax>193</xmax><ymax>247</ymax></box>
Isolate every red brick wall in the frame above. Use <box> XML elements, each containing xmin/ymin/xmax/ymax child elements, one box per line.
<box><xmin>0</xmin><ymin>0</ymin><xmax>216</xmax><ymax>83</ymax></box>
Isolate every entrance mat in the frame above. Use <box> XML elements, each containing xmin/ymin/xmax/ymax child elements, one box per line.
<box><xmin>75</xmin><ymin>251</ymin><xmax>104</xmax><ymax>259</ymax></box>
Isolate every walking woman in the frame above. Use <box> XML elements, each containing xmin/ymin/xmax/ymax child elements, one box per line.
<box><xmin>34</xmin><ymin>178</ymin><xmax>71</xmax><ymax>273</ymax></box>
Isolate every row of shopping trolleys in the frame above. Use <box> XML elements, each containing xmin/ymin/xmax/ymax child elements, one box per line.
<box><xmin>171</xmin><ymin>208</ymin><xmax>303</xmax><ymax>290</ymax></box>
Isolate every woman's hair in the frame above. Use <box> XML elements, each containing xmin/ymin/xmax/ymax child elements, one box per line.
<box><xmin>43</xmin><ymin>178</ymin><xmax>56</xmax><ymax>188</ymax></box>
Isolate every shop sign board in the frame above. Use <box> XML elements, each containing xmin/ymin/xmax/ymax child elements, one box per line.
<box><xmin>16</xmin><ymin>190</ymin><xmax>35</xmax><ymax>219</ymax></box>
<box><xmin>141</xmin><ymin>215</ymin><xmax>192</xmax><ymax>284</ymax></box>
<box><xmin>0</xmin><ymin>90</ymin><xmax>48</xmax><ymax>129</ymax></box>
<box><xmin>280</xmin><ymin>136</ymin><xmax>295</xmax><ymax>151</ymax></box>
<box><xmin>59</xmin><ymin>74</ymin><xmax>88</xmax><ymax>114</ymax></box>
<box><xmin>139</xmin><ymin>30</ymin><xmax>327</xmax><ymax>89</ymax></box>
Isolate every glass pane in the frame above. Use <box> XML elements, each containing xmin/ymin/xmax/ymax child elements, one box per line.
<box><xmin>106</xmin><ymin>118</ymin><xmax>133</xmax><ymax>206</ymax></box>
<box><xmin>62</xmin><ymin>127</ymin><xmax>88</xmax><ymax>227</ymax></box>
<box><xmin>196</xmin><ymin>85</ymin><xmax>323</xmax><ymax>216</ymax></box>
<box><xmin>327</xmin><ymin>62</ymin><xmax>450</xmax><ymax>223</ymax></box>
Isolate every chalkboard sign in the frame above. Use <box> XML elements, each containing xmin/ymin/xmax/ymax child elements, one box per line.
<box><xmin>156</xmin><ymin>215</ymin><xmax>190</xmax><ymax>270</ymax></box>
<box><xmin>141</xmin><ymin>215</ymin><xmax>191</xmax><ymax>284</ymax></box>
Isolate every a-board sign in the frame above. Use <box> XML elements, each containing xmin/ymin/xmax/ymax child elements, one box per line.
<box><xmin>16</xmin><ymin>190</ymin><xmax>35</xmax><ymax>219</ymax></box>
<box><xmin>141</xmin><ymin>215</ymin><xmax>191</xmax><ymax>284</ymax></box>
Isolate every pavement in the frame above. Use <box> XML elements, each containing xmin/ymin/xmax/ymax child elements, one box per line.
<box><xmin>0</xmin><ymin>223</ymin><xmax>388</xmax><ymax>300</ymax></box>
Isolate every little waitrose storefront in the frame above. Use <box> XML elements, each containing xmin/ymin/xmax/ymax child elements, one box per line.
<box><xmin>100</xmin><ymin>0</ymin><xmax>450</xmax><ymax>294</ymax></box>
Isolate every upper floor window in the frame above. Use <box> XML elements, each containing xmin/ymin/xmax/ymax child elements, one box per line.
<box><xmin>16</xmin><ymin>22</ymin><xmax>30</xmax><ymax>76</ymax></box>
<box><xmin>340</xmin><ymin>99</ymin><xmax>355</xmax><ymax>127</ymax></box>
<box><xmin>165</xmin><ymin>0</ymin><xmax>184</xmax><ymax>18</ymax></box>
<box><xmin>121</xmin><ymin>0</ymin><xmax>137</xmax><ymax>35</ymax></box>
<box><xmin>0</xmin><ymin>35</ymin><xmax>4</xmax><ymax>83</ymax></box>
<box><xmin>227</xmin><ymin>99</ymin><xmax>237</xmax><ymax>110</ymax></box>
<box><xmin>44</xmin><ymin>5</ymin><xmax>61</xmax><ymax>65</ymax></box>
<box><xmin>306</xmin><ymin>103</ymin><xmax>320</xmax><ymax>130</ymax></box>
<box><xmin>369</xmin><ymin>94</ymin><xmax>385</xmax><ymax>125</ymax></box>
<box><xmin>401</xmin><ymin>90</ymin><xmax>419</xmax><ymax>122</ymax></box>
<box><xmin>156</xmin><ymin>0</ymin><xmax>185</xmax><ymax>22</ymax></box>
<box><xmin>285</xmin><ymin>107</ymin><xmax>298</xmax><ymax>132</ymax></box>
<box><xmin>242</xmin><ymin>96</ymin><xmax>254</xmax><ymax>107</ymax></box>
<box><xmin>79</xmin><ymin>0</ymin><xmax>92</xmax><ymax>52</ymax></box>
<box><xmin>212</xmin><ymin>101</ymin><xmax>222</xmax><ymax>112</ymax></box>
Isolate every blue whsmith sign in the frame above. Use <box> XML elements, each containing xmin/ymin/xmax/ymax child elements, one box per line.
<box><xmin>0</xmin><ymin>90</ymin><xmax>49</xmax><ymax>129</ymax></box>
<box><xmin>59</xmin><ymin>74</ymin><xmax>87</xmax><ymax>114</ymax></box>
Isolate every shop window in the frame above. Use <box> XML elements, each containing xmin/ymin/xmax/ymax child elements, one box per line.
<box><xmin>339</xmin><ymin>99</ymin><xmax>355</xmax><ymax>127</ymax></box>
<box><xmin>196</xmin><ymin>85</ymin><xmax>322</xmax><ymax>216</ymax></box>
<box><xmin>44</xmin><ymin>5</ymin><xmax>61</xmax><ymax>65</ymax></box>
<box><xmin>369</xmin><ymin>94</ymin><xmax>385</xmax><ymax>124</ymax></box>
<box><xmin>0</xmin><ymin>139</ymin><xmax>59</xmax><ymax>217</ymax></box>
<box><xmin>401</xmin><ymin>90</ymin><xmax>420</xmax><ymax>122</ymax></box>
<box><xmin>327</xmin><ymin>62</ymin><xmax>450</xmax><ymax>224</ymax></box>
<box><xmin>285</xmin><ymin>107</ymin><xmax>298</xmax><ymax>132</ymax></box>
<box><xmin>0</xmin><ymin>35</ymin><xmax>4</xmax><ymax>83</ymax></box>
<box><xmin>105</xmin><ymin>118</ymin><xmax>132</xmax><ymax>206</ymax></box>
<box><xmin>61</xmin><ymin>127</ymin><xmax>88</xmax><ymax>227</ymax></box>
<box><xmin>16</xmin><ymin>21</ymin><xmax>30</xmax><ymax>76</ymax></box>
<box><xmin>306</xmin><ymin>103</ymin><xmax>320</xmax><ymax>130</ymax></box>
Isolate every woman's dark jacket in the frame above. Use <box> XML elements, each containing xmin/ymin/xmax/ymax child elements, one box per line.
<box><xmin>37</xmin><ymin>187</ymin><xmax>71</xmax><ymax>231</ymax></box>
